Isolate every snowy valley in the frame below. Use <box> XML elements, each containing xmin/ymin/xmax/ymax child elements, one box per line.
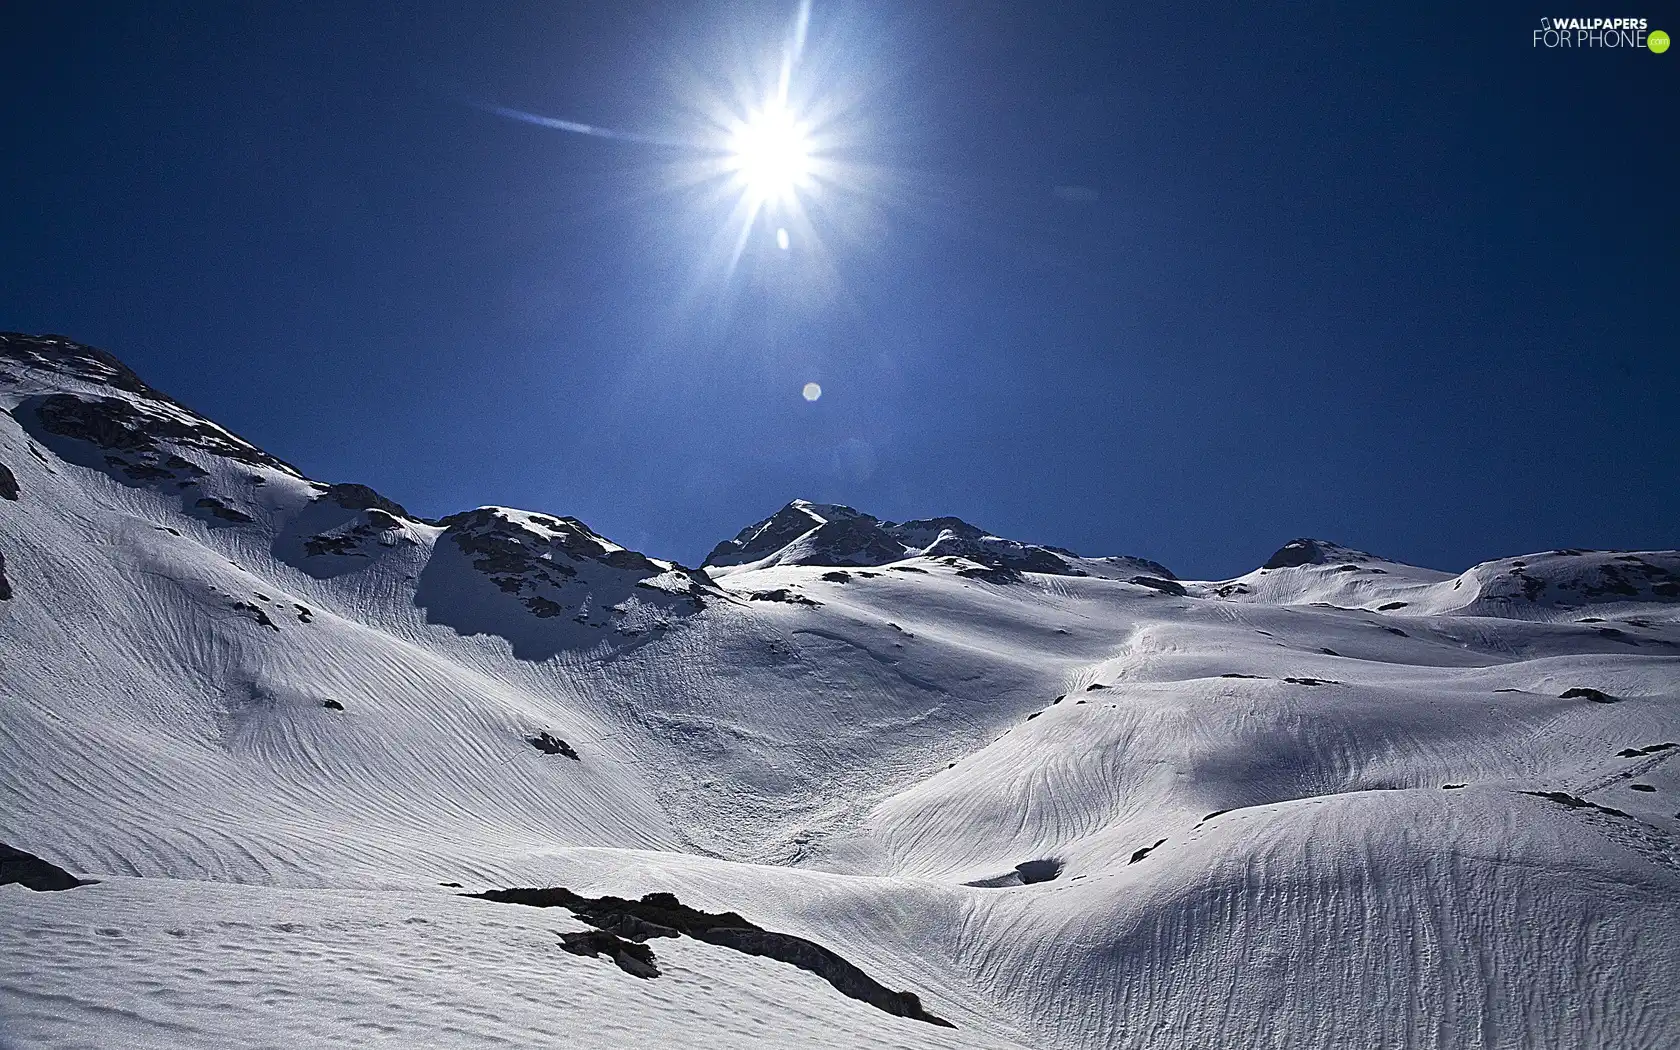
<box><xmin>1</xmin><ymin>332</ymin><xmax>1677</xmax><ymax>1049</ymax></box>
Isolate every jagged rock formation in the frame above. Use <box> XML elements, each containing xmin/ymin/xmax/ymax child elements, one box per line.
<box><xmin>704</xmin><ymin>499</ymin><xmax>1173</xmax><ymax>580</ymax></box>
<box><xmin>432</xmin><ymin>507</ymin><xmax>714</xmax><ymax>624</ymax></box>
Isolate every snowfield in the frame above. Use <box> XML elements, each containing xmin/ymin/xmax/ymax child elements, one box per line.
<box><xmin>1</xmin><ymin>332</ymin><xmax>1676</xmax><ymax>1049</ymax></box>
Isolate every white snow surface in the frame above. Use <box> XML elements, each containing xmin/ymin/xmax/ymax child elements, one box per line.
<box><xmin>1</xmin><ymin>334</ymin><xmax>1678</xmax><ymax>1049</ymax></box>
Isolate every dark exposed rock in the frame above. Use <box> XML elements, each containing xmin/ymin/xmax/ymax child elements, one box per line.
<box><xmin>705</xmin><ymin>501</ymin><xmax>855</xmax><ymax>566</ymax></box>
<box><xmin>33</xmin><ymin>390</ymin><xmax>299</xmax><ymax>477</ymax></box>
<box><xmin>304</xmin><ymin>533</ymin><xmax>366</xmax><ymax>557</ymax></box>
<box><xmin>1560</xmin><ymin>687</ymin><xmax>1616</xmax><ymax>704</ymax></box>
<box><xmin>1263</xmin><ymin>538</ymin><xmax>1368</xmax><ymax>569</ymax></box>
<box><xmin>322</xmin><ymin>699</ymin><xmax>344</xmax><ymax>711</ymax></box>
<box><xmin>1284</xmin><ymin>677</ymin><xmax>1336</xmax><ymax>686</ymax></box>
<box><xmin>469</xmin><ymin>887</ymin><xmax>953</xmax><ymax>1027</ymax></box>
<box><xmin>559</xmin><ymin>929</ymin><xmax>661</xmax><ymax>978</ymax></box>
<box><xmin>0</xmin><ymin>841</ymin><xmax>88</xmax><ymax>891</ymax></box>
<box><xmin>954</xmin><ymin>562</ymin><xmax>1023</xmax><ymax>584</ymax></box>
<box><xmin>1129</xmin><ymin>838</ymin><xmax>1167</xmax><ymax>864</ymax></box>
<box><xmin>230</xmin><ymin>601</ymin><xmax>278</xmax><ymax>630</ymax></box>
<box><xmin>1470</xmin><ymin>551</ymin><xmax>1680</xmax><ymax>607</ymax></box>
<box><xmin>0</xmin><ymin>548</ymin><xmax>10</xmax><ymax>601</ymax></box>
<box><xmin>1521</xmin><ymin>791</ymin><xmax>1628</xmax><ymax>818</ymax></box>
<box><xmin>436</xmin><ymin>508</ymin><xmax>706</xmax><ymax>617</ymax></box>
<box><xmin>195</xmin><ymin>497</ymin><xmax>253</xmax><ymax>524</ymax></box>
<box><xmin>1220</xmin><ymin>673</ymin><xmax>1264</xmax><ymax>679</ymax></box>
<box><xmin>528</xmin><ymin>731</ymin><xmax>580</xmax><ymax>760</ymax></box>
<box><xmin>2</xmin><ymin>332</ymin><xmax>174</xmax><ymax>405</ymax></box>
<box><xmin>322</xmin><ymin>483</ymin><xmax>409</xmax><ymax>519</ymax></box>
<box><xmin>700</xmin><ymin>926</ymin><xmax>951</xmax><ymax>1026</ymax></box>
<box><xmin>524</xmin><ymin>596</ymin><xmax>564</xmax><ymax>618</ymax></box>
<box><xmin>589</xmin><ymin>912</ymin><xmax>681</xmax><ymax>941</ymax></box>
<box><xmin>747</xmin><ymin>588</ymin><xmax>822</xmax><ymax>606</ymax></box>
<box><xmin>1013</xmin><ymin>859</ymin><xmax>1062</xmax><ymax>884</ymax></box>
<box><xmin>804</xmin><ymin>516</ymin><xmax>909</xmax><ymax>565</ymax></box>
<box><xmin>1618</xmin><ymin>742</ymin><xmax>1678</xmax><ymax>758</ymax></box>
<box><xmin>1128</xmin><ymin>575</ymin><xmax>1187</xmax><ymax>597</ymax></box>
<box><xmin>303</xmin><ymin>506</ymin><xmax>412</xmax><ymax>560</ymax></box>
<box><xmin>1630</xmin><ymin>784</ymin><xmax>1656</xmax><ymax>792</ymax></box>
<box><xmin>821</xmin><ymin>571</ymin><xmax>852</xmax><ymax>583</ymax></box>
<box><xmin>0</xmin><ymin>461</ymin><xmax>16</xmax><ymax>500</ymax></box>
<box><xmin>704</xmin><ymin>499</ymin><xmax>1172</xmax><ymax>581</ymax></box>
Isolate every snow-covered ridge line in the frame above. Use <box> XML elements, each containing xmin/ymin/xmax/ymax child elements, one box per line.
<box><xmin>702</xmin><ymin>497</ymin><xmax>1179</xmax><ymax>582</ymax></box>
<box><xmin>2</xmin><ymin>330</ymin><xmax>1678</xmax><ymax>1050</ymax></box>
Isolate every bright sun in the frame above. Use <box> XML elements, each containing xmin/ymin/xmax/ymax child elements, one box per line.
<box><xmin>727</xmin><ymin>100</ymin><xmax>813</xmax><ymax>209</ymax></box>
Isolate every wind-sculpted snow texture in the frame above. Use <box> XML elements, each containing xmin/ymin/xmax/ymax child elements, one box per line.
<box><xmin>1</xmin><ymin>332</ymin><xmax>1677</xmax><ymax>1049</ymax></box>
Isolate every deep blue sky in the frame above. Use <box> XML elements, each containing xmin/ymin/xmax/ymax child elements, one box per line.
<box><xmin>4</xmin><ymin>2</ymin><xmax>1676</xmax><ymax>578</ymax></box>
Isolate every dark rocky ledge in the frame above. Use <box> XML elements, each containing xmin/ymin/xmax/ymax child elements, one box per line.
<box><xmin>33</xmin><ymin>390</ymin><xmax>298</xmax><ymax>477</ymax></box>
<box><xmin>469</xmin><ymin>887</ymin><xmax>954</xmax><ymax>1027</ymax></box>
<box><xmin>1</xmin><ymin>841</ymin><xmax>90</xmax><ymax>891</ymax></box>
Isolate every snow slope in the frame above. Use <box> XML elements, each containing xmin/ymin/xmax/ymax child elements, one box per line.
<box><xmin>1</xmin><ymin>332</ymin><xmax>1677</xmax><ymax>1049</ymax></box>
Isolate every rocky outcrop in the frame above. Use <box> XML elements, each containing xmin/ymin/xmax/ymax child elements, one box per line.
<box><xmin>704</xmin><ymin>501</ymin><xmax>847</xmax><ymax>566</ymax></box>
<box><xmin>1455</xmin><ymin>550</ymin><xmax>1680</xmax><ymax>611</ymax></box>
<box><xmin>1128</xmin><ymin>575</ymin><xmax>1187</xmax><ymax>597</ymax></box>
<box><xmin>1262</xmin><ymin>538</ymin><xmax>1382</xmax><ymax>570</ymax></box>
<box><xmin>0</xmin><ymin>841</ymin><xmax>87</xmax><ymax>891</ymax></box>
<box><xmin>0</xmin><ymin>548</ymin><xmax>10</xmax><ymax>601</ymax></box>
<box><xmin>436</xmin><ymin>508</ymin><xmax>711</xmax><ymax>623</ymax></box>
<box><xmin>470</xmin><ymin>887</ymin><xmax>954</xmax><ymax>1027</ymax></box>
<box><xmin>0</xmin><ymin>461</ymin><xmax>16</xmax><ymax>500</ymax></box>
<box><xmin>33</xmin><ymin>392</ymin><xmax>297</xmax><ymax>479</ymax></box>
<box><xmin>558</xmin><ymin>929</ymin><xmax>660</xmax><ymax>978</ymax></box>
<box><xmin>2</xmin><ymin>331</ymin><xmax>175</xmax><ymax>403</ymax></box>
<box><xmin>705</xmin><ymin>499</ymin><xmax>1173</xmax><ymax>581</ymax></box>
<box><xmin>527</xmin><ymin>731</ymin><xmax>580</xmax><ymax>760</ymax></box>
<box><xmin>302</xmin><ymin>508</ymin><xmax>410</xmax><ymax>558</ymax></box>
<box><xmin>320</xmin><ymin>483</ymin><xmax>410</xmax><ymax>519</ymax></box>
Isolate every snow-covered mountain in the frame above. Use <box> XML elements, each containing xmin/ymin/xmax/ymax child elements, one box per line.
<box><xmin>2</xmin><ymin>332</ymin><xmax>1677</xmax><ymax>1050</ymax></box>
<box><xmin>704</xmin><ymin>498</ymin><xmax>1177</xmax><ymax>583</ymax></box>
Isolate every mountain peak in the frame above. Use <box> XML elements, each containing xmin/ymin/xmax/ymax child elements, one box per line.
<box><xmin>704</xmin><ymin>499</ymin><xmax>1174</xmax><ymax>580</ymax></box>
<box><xmin>1261</xmin><ymin>537</ymin><xmax>1384</xmax><ymax>570</ymax></box>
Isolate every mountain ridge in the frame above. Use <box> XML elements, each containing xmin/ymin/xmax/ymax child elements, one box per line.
<box><xmin>2</xmin><ymin>331</ymin><xmax>1677</xmax><ymax>1049</ymax></box>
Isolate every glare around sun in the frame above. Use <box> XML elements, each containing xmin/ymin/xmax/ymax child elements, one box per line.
<box><xmin>727</xmin><ymin>100</ymin><xmax>814</xmax><ymax>207</ymax></box>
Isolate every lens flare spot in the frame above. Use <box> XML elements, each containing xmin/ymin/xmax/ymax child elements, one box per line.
<box><xmin>777</xmin><ymin>227</ymin><xmax>790</xmax><ymax>250</ymax></box>
<box><xmin>802</xmin><ymin>382</ymin><xmax>822</xmax><ymax>402</ymax></box>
